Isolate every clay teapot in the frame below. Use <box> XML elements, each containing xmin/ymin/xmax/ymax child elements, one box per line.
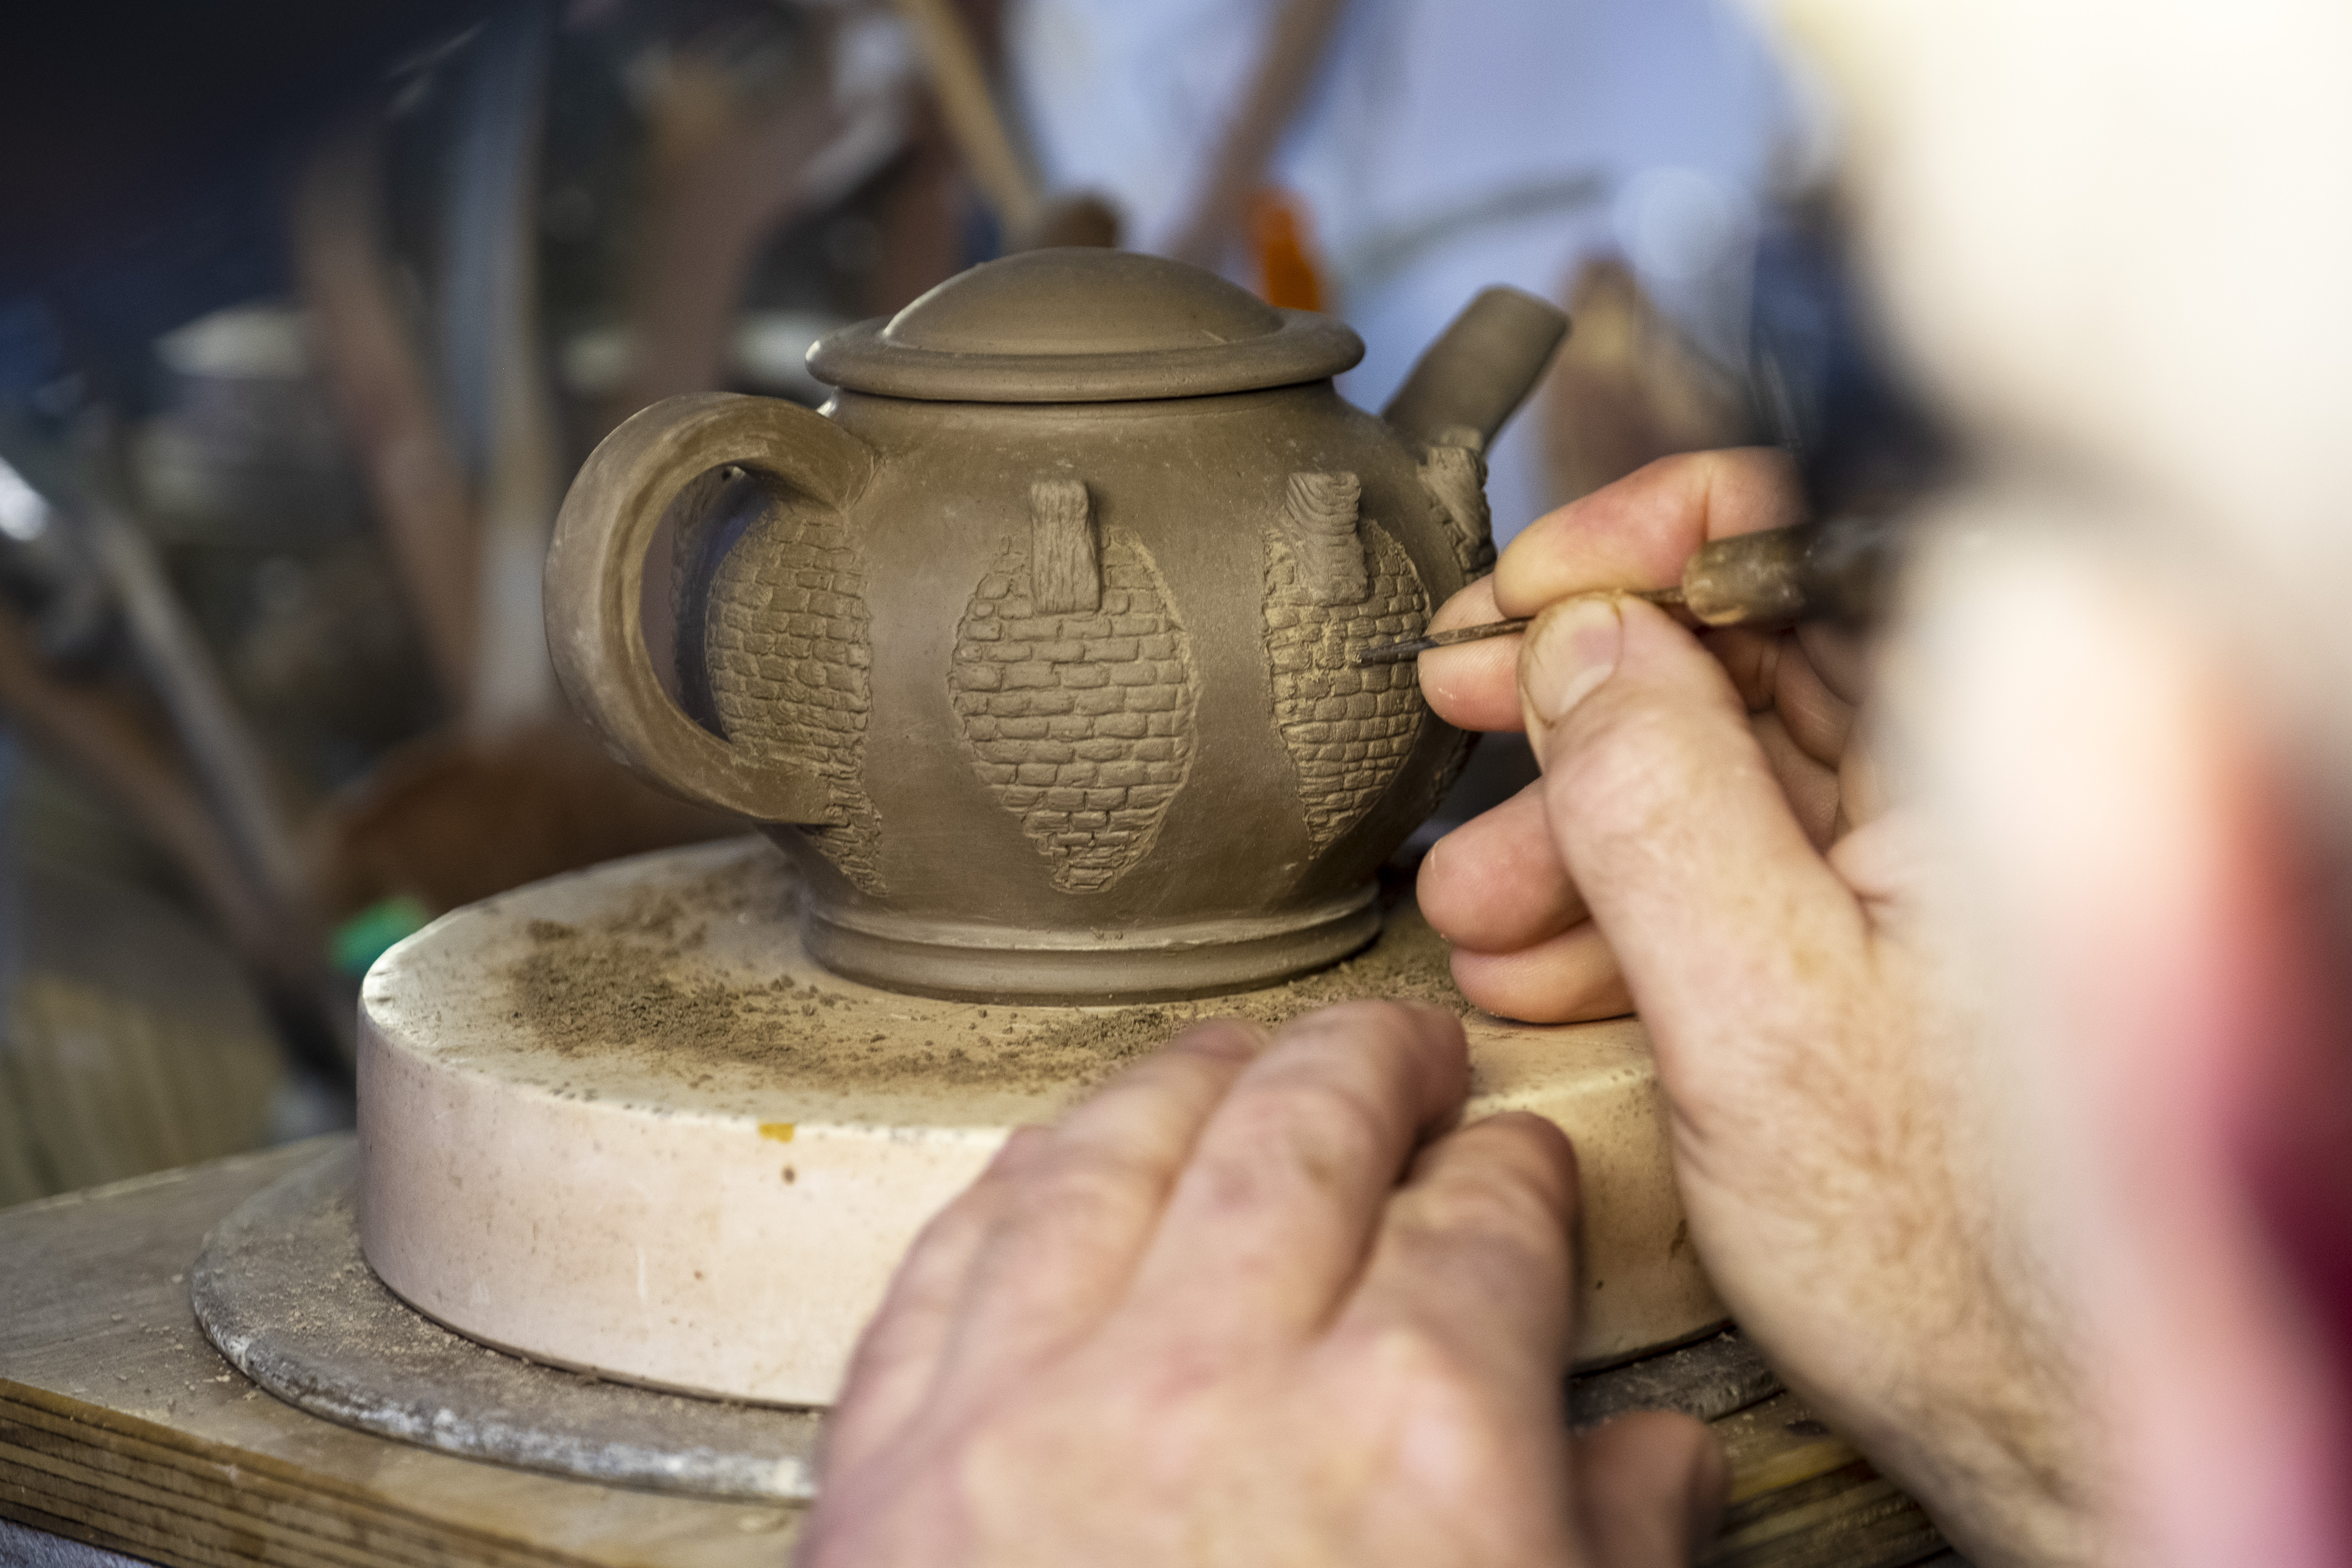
<box><xmin>545</xmin><ymin>248</ymin><xmax>1566</xmax><ymax>1002</ymax></box>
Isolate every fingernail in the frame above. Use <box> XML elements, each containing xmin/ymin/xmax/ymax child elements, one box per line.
<box><xmin>1520</xmin><ymin>595</ymin><xmax>1623</xmax><ymax>725</ymax></box>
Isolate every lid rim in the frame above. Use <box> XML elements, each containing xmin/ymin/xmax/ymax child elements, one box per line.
<box><xmin>806</xmin><ymin>312</ymin><xmax>1365</xmax><ymax>404</ymax></box>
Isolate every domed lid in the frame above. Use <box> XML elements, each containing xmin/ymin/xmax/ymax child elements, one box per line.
<box><xmin>806</xmin><ymin>249</ymin><xmax>1364</xmax><ymax>402</ymax></box>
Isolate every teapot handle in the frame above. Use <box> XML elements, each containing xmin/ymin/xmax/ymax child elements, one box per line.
<box><xmin>544</xmin><ymin>392</ymin><xmax>875</xmax><ymax>824</ymax></box>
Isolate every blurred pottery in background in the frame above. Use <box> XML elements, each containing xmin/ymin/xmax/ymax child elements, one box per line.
<box><xmin>546</xmin><ymin>248</ymin><xmax>1567</xmax><ymax>1000</ymax></box>
<box><xmin>134</xmin><ymin>305</ymin><xmax>372</xmax><ymax>551</ymax></box>
<box><xmin>310</xmin><ymin>715</ymin><xmax>737</xmax><ymax>921</ymax></box>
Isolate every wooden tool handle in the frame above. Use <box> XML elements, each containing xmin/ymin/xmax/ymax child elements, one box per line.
<box><xmin>543</xmin><ymin>393</ymin><xmax>873</xmax><ymax>824</ymax></box>
<box><xmin>1679</xmin><ymin>514</ymin><xmax>1893</xmax><ymax>629</ymax></box>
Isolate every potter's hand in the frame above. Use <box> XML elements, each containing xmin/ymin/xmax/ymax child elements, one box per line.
<box><xmin>796</xmin><ymin>1002</ymin><xmax>1725</xmax><ymax>1568</ymax></box>
<box><xmin>1416</xmin><ymin>449</ymin><xmax>1868</xmax><ymax>1022</ymax></box>
<box><xmin>1417</xmin><ymin>453</ymin><xmax>2098</xmax><ymax>1565</ymax></box>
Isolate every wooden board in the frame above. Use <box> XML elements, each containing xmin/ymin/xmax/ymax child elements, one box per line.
<box><xmin>0</xmin><ymin>1140</ymin><xmax>1957</xmax><ymax>1567</ymax></box>
<box><xmin>1</xmin><ymin>1142</ymin><xmax>801</xmax><ymax>1568</ymax></box>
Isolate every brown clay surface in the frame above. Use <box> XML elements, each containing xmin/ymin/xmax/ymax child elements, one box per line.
<box><xmin>505</xmin><ymin>847</ymin><xmax>1465</xmax><ymax>1099</ymax></box>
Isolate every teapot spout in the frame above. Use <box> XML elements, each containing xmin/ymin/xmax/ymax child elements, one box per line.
<box><xmin>1382</xmin><ymin>287</ymin><xmax>1570</xmax><ymax>452</ymax></box>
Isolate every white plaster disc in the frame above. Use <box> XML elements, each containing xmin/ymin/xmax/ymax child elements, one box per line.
<box><xmin>359</xmin><ymin>840</ymin><xmax>1722</xmax><ymax>1407</ymax></box>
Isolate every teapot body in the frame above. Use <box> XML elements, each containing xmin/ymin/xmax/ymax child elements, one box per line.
<box><xmin>546</xmin><ymin>248</ymin><xmax>1563</xmax><ymax>1002</ymax></box>
<box><xmin>683</xmin><ymin>383</ymin><xmax>1478</xmax><ymax>999</ymax></box>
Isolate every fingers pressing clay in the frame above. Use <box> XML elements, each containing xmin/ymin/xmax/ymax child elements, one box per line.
<box><xmin>1121</xmin><ymin>1002</ymin><xmax>1469</xmax><ymax>1347</ymax></box>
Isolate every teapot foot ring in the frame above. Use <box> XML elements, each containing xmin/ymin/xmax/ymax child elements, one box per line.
<box><xmin>799</xmin><ymin>886</ymin><xmax>1383</xmax><ymax>1005</ymax></box>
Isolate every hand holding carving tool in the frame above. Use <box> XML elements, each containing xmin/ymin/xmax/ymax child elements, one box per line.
<box><xmin>1351</xmin><ymin>513</ymin><xmax>1896</xmax><ymax>665</ymax></box>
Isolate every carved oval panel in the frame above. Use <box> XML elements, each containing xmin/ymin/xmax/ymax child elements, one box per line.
<box><xmin>951</xmin><ymin>493</ymin><xmax>1197</xmax><ymax>894</ymax></box>
<box><xmin>1265</xmin><ymin>478</ymin><xmax>1431</xmax><ymax>850</ymax></box>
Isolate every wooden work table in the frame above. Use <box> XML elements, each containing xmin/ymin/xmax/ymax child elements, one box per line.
<box><xmin>0</xmin><ymin>1139</ymin><xmax>1963</xmax><ymax>1568</ymax></box>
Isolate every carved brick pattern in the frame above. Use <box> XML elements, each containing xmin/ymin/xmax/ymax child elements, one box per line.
<box><xmin>705</xmin><ymin>501</ymin><xmax>884</xmax><ymax>893</ymax></box>
<box><xmin>950</xmin><ymin>532</ymin><xmax>1196</xmax><ymax>894</ymax></box>
<box><xmin>1266</xmin><ymin>523</ymin><xmax>1430</xmax><ymax>849</ymax></box>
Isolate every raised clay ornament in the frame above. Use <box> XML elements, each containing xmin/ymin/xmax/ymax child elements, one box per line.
<box><xmin>545</xmin><ymin>248</ymin><xmax>1568</xmax><ymax>1002</ymax></box>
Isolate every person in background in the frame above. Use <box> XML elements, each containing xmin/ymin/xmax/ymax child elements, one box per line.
<box><xmin>1006</xmin><ymin>0</ymin><xmax>1806</xmax><ymax>543</ymax></box>
<box><xmin>795</xmin><ymin>1</ymin><xmax>2352</xmax><ymax>1564</ymax></box>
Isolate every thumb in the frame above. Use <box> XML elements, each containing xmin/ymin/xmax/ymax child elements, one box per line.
<box><xmin>1518</xmin><ymin>596</ymin><xmax>1867</xmax><ymax>1080</ymax></box>
<box><xmin>1572</xmin><ymin>1411</ymin><xmax>1729</xmax><ymax>1565</ymax></box>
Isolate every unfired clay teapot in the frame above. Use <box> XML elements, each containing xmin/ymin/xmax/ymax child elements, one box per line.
<box><xmin>545</xmin><ymin>248</ymin><xmax>1566</xmax><ymax>1001</ymax></box>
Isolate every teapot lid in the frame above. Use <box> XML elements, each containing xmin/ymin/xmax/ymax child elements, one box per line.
<box><xmin>806</xmin><ymin>249</ymin><xmax>1364</xmax><ymax>403</ymax></box>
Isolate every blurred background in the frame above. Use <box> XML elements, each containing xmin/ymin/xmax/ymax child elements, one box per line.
<box><xmin>0</xmin><ymin>0</ymin><xmax>1942</xmax><ymax>1202</ymax></box>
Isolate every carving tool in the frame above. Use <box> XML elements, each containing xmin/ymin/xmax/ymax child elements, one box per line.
<box><xmin>1351</xmin><ymin>513</ymin><xmax>1894</xmax><ymax>665</ymax></box>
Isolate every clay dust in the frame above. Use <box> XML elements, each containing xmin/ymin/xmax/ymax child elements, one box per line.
<box><xmin>506</xmin><ymin>861</ymin><xmax>1468</xmax><ymax>1098</ymax></box>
